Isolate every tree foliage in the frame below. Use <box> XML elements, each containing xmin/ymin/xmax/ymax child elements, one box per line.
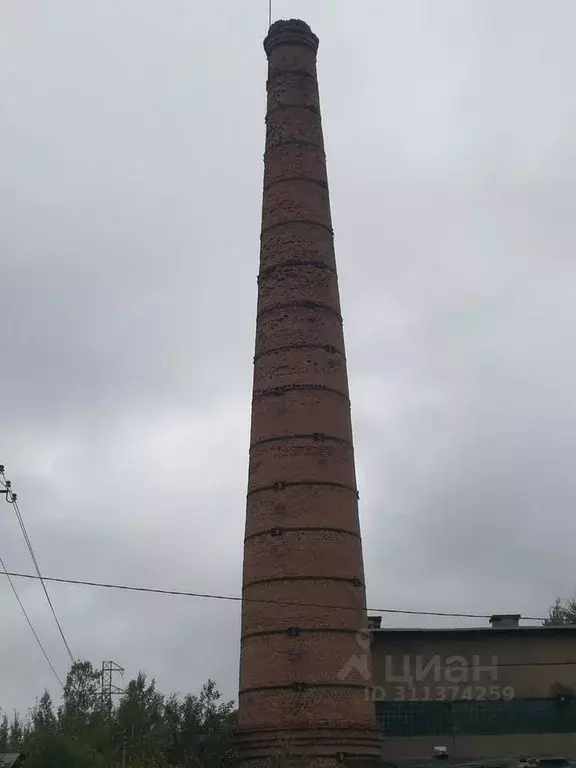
<box><xmin>543</xmin><ymin>597</ymin><xmax>576</xmax><ymax>626</ymax></box>
<box><xmin>0</xmin><ymin>661</ymin><xmax>236</xmax><ymax>768</ymax></box>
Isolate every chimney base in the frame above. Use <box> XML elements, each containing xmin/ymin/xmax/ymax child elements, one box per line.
<box><xmin>235</xmin><ymin>726</ymin><xmax>383</xmax><ymax>765</ymax></box>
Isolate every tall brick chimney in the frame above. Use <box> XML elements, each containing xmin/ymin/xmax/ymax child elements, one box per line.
<box><xmin>236</xmin><ymin>19</ymin><xmax>382</xmax><ymax>767</ymax></box>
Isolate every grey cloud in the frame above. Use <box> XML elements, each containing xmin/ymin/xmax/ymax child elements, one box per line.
<box><xmin>1</xmin><ymin>0</ymin><xmax>576</xmax><ymax>717</ymax></box>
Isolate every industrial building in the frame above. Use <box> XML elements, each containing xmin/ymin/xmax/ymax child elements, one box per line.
<box><xmin>369</xmin><ymin>615</ymin><xmax>576</xmax><ymax>761</ymax></box>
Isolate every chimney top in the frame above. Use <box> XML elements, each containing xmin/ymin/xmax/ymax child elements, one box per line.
<box><xmin>490</xmin><ymin>614</ymin><xmax>521</xmax><ymax>628</ymax></box>
<box><xmin>264</xmin><ymin>19</ymin><xmax>319</xmax><ymax>57</ymax></box>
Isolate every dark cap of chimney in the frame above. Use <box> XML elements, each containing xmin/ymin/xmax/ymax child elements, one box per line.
<box><xmin>264</xmin><ymin>19</ymin><xmax>319</xmax><ymax>57</ymax></box>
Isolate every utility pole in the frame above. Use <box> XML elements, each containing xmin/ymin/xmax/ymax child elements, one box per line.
<box><xmin>101</xmin><ymin>660</ymin><xmax>124</xmax><ymax>716</ymax></box>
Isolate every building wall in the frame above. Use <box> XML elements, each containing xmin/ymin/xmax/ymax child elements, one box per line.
<box><xmin>370</xmin><ymin>628</ymin><xmax>576</xmax><ymax>760</ymax></box>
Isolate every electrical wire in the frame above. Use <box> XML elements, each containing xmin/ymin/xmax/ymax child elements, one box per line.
<box><xmin>0</xmin><ymin>569</ymin><xmax>550</xmax><ymax>623</ymax></box>
<box><xmin>0</xmin><ymin>555</ymin><xmax>64</xmax><ymax>688</ymax></box>
<box><xmin>1</xmin><ymin>468</ymin><xmax>75</xmax><ymax>664</ymax></box>
<box><xmin>1</xmin><ymin>568</ymin><xmax>571</xmax><ymax>673</ymax></box>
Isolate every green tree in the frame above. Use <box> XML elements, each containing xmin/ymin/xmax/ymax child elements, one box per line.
<box><xmin>24</xmin><ymin>730</ymin><xmax>99</xmax><ymax>768</ymax></box>
<box><xmin>116</xmin><ymin>672</ymin><xmax>166</xmax><ymax>767</ymax></box>
<box><xmin>2</xmin><ymin>660</ymin><xmax>237</xmax><ymax>768</ymax></box>
<box><xmin>56</xmin><ymin>660</ymin><xmax>108</xmax><ymax>767</ymax></box>
<box><xmin>162</xmin><ymin>693</ymin><xmax>182</xmax><ymax>765</ymax></box>
<box><xmin>544</xmin><ymin>597</ymin><xmax>576</xmax><ymax>625</ymax></box>
<box><xmin>60</xmin><ymin>661</ymin><xmax>102</xmax><ymax>729</ymax></box>
<box><xmin>9</xmin><ymin>712</ymin><xmax>24</xmax><ymax>751</ymax></box>
<box><xmin>0</xmin><ymin>713</ymin><xmax>9</xmax><ymax>752</ymax></box>
<box><xmin>25</xmin><ymin>690</ymin><xmax>95</xmax><ymax>768</ymax></box>
<box><xmin>177</xmin><ymin>680</ymin><xmax>236</xmax><ymax>768</ymax></box>
<box><xmin>32</xmin><ymin>691</ymin><xmax>57</xmax><ymax>733</ymax></box>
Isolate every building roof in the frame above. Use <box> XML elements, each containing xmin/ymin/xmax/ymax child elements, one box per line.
<box><xmin>344</xmin><ymin>756</ymin><xmax>576</xmax><ymax>768</ymax></box>
<box><xmin>382</xmin><ymin>760</ymin><xmax>517</xmax><ymax>768</ymax></box>
<box><xmin>0</xmin><ymin>754</ymin><xmax>24</xmax><ymax>768</ymax></box>
<box><xmin>345</xmin><ymin>759</ymin><xmax>521</xmax><ymax>768</ymax></box>
<box><xmin>371</xmin><ymin>625</ymin><xmax>576</xmax><ymax>638</ymax></box>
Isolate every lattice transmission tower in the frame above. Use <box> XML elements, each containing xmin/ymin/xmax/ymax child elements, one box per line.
<box><xmin>101</xmin><ymin>660</ymin><xmax>124</xmax><ymax>716</ymax></box>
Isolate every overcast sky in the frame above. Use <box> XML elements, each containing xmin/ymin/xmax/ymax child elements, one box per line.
<box><xmin>2</xmin><ymin>0</ymin><xmax>576</xmax><ymax>716</ymax></box>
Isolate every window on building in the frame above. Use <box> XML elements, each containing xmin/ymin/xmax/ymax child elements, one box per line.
<box><xmin>375</xmin><ymin>699</ymin><xmax>576</xmax><ymax>737</ymax></box>
<box><xmin>376</xmin><ymin>701</ymin><xmax>452</xmax><ymax>737</ymax></box>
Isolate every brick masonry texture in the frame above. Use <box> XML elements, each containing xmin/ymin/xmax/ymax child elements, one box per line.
<box><xmin>267</xmin><ymin>74</ymin><xmax>320</xmax><ymax>112</ymax></box>
<box><xmin>241</xmin><ymin>578</ymin><xmax>365</xmax><ymax>635</ymax></box>
<box><xmin>249</xmin><ymin>390</ymin><xmax>351</xmax><ymax>443</ymax></box>
<box><xmin>257</xmin><ymin>263</ymin><xmax>341</xmax><ymax>314</ymax></box>
<box><xmin>254</xmin><ymin>306</ymin><xmax>344</xmax><ymax>358</ymax></box>
<box><xmin>260</xmin><ymin>225</ymin><xmax>336</xmax><ymax>271</ymax></box>
<box><xmin>266</xmin><ymin>112</ymin><xmax>325</xmax><ymax>155</ymax></box>
<box><xmin>248</xmin><ymin>440</ymin><xmax>357</xmax><ymax>490</ymax></box>
<box><xmin>253</xmin><ymin>348</ymin><xmax>348</xmax><ymax>394</ymax></box>
<box><xmin>242</xmin><ymin>529</ymin><xmax>365</xmax><ymax>585</ymax></box>
<box><xmin>238</xmin><ymin>687</ymin><xmax>377</xmax><ymax>730</ymax></box>
<box><xmin>264</xmin><ymin>144</ymin><xmax>327</xmax><ymax>187</ymax></box>
<box><xmin>245</xmin><ymin>484</ymin><xmax>361</xmax><ymax>535</ymax></box>
<box><xmin>236</xmin><ymin>18</ymin><xmax>382</xmax><ymax>764</ymax></box>
<box><xmin>240</xmin><ymin>632</ymin><xmax>373</xmax><ymax>688</ymax></box>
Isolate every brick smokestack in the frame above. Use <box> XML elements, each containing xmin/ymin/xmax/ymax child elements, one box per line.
<box><xmin>236</xmin><ymin>19</ymin><xmax>382</xmax><ymax>767</ymax></box>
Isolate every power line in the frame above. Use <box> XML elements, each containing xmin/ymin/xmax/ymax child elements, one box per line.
<box><xmin>0</xmin><ymin>555</ymin><xmax>64</xmax><ymax>688</ymax></box>
<box><xmin>1</xmin><ymin>466</ymin><xmax>75</xmax><ymax>664</ymax></box>
<box><xmin>2</xmin><ymin>564</ymin><xmax>571</xmax><ymax>672</ymax></box>
<box><xmin>0</xmin><ymin>569</ymin><xmax>550</xmax><ymax>623</ymax></box>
